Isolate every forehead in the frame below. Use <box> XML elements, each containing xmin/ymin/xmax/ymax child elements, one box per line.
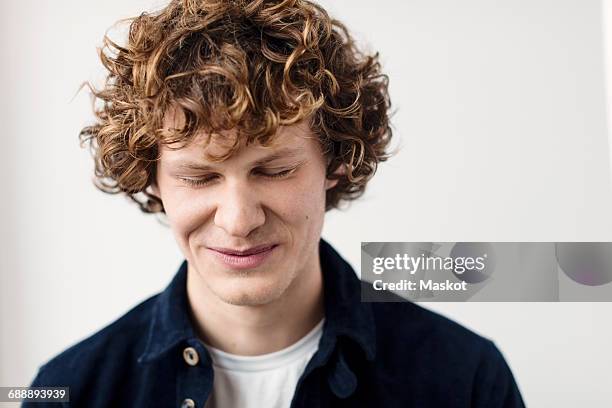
<box><xmin>158</xmin><ymin>121</ymin><xmax>321</xmax><ymax>167</ymax></box>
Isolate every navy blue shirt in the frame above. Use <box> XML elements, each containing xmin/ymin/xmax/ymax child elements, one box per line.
<box><xmin>26</xmin><ymin>239</ymin><xmax>525</xmax><ymax>407</ymax></box>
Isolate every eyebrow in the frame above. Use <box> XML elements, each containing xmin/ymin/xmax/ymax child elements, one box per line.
<box><xmin>169</xmin><ymin>146</ymin><xmax>306</xmax><ymax>171</ymax></box>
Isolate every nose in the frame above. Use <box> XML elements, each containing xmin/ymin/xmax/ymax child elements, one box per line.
<box><xmin>213</xmin><ymin>180</ymin><xmax>266</xmax><ymax>238</ymax></box>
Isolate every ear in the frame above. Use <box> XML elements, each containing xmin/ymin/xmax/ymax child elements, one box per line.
<box><xmin>325</xmin><ymin>163</ymin><xmax>347</xmax><ymax>190</ymax></box>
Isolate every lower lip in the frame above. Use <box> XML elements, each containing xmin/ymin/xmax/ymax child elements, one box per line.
<box><xmin>208</xmin><ymin>245</ymin><xmax>278</xmax><ymax>270</ymax></box>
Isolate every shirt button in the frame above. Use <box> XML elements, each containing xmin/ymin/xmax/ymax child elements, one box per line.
<box><xmin>183</xmin><ymin>346</ymin><xmax>200</xmax><ymax>366</ymax></box>
<box><xmin>181</xmin><ymin>398</ymin><xmax>195</xmax><ymax>408</ymax></box>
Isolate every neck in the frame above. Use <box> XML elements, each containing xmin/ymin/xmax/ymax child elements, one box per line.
<box><xmin>185</xmin><ymin>251</ymin><xmax>325</xmax><ymax>356</ymax></box>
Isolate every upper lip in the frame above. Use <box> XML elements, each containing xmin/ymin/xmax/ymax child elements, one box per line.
<box><xmin>208</xmin><ymin>244</ymin><xmax>277</xmax><ymax>256</ymax></box>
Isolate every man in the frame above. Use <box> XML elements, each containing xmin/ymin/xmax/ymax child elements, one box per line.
<box><xmin>27</xmin><ymin>0</ymin><xmax>525</xmax><ymax>407</ymax></box>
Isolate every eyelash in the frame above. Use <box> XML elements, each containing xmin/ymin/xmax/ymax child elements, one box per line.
<box><xmin>180</xmin><ymin>168</ymin><xmax>297</xmax><ymax>187</ymax></box>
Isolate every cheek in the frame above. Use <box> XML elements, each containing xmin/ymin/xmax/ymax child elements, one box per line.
<box><xmin>163</xmin><ymin>192</ymin><xmax>213</xmax><ymax>245</ymax></box>
<box><xmin>270</xmin><ymin>172</ymin><xmax>327</xmax><ymax>227</ymax></box>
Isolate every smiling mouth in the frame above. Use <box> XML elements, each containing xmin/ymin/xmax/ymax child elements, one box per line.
<box><xmin>208</xmin><ymin>244</ymin><xmax>278</xmax><ymax>256</ymax></box>
<box><xmin>207</xmin><ymin>244</ymin><xmax>279</xmax><ymax>270</ymax></box>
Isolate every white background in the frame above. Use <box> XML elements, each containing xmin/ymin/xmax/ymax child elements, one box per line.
<box><xmin>2</xmin><ymin>0</ymin><xmax>612</xmax><ymax>406</ymax></box>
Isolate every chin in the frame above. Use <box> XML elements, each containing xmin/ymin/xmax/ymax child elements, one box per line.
<box><xmin>213</xmin><ymin>276</ymin><xmax>290</xmax><ymax>306</ymax></box>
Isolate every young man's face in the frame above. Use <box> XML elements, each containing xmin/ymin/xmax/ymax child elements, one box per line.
<box><xmin>153</xmin><ymin>119</ymin><xmax>337</xmax><ymax>306</ymax></box>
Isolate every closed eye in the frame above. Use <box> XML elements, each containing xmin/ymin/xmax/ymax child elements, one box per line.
<box><xmin>179</xmin><ymin>166</ymin><xmax>299</xmax><ymax>188</ymax></box>
<box><xmin>256</xmin><ymin>167</ymin><xmax>297</xmax><ymax>179</ymax></box>
<box><xmin>179</xmin><ymin>174</ymin><xmax>219</xmax><ymax>187</ymax></box>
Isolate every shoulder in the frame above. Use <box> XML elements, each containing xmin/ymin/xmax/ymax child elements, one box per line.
<box><xmin>29</xmin><ymin>293</ymin><xmax>159</xmax><ymax>387</ymax></box>
<box><xmin>362</xmin><ymin>281</ymin><xmax>488</xmax><ymax>349</ymax></box>
<box><xmin>377</xmin><ymin>300</ymin><xmax>482</xmax><ymax>340</ymax></box>
<box><xmin>364</xmin><ymin>283</ymin><xmax>498</xmax><ymax>374</ymax></box>
<box><xmin>364</xmin><ymin>284</ymin><xmax>524</xmax><ymax>403</ymax></box>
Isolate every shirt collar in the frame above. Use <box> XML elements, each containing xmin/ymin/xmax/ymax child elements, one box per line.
<box><xmin>137</xmin><ymin>259</ymin><xmax>195</xmax><ymax>364</ymax></box>
<box><xmin>317</xmin><ymin>238</ymin><xmax>376</xmax><ymax>362</ymax></box>
<box><xmin>137</xmin><ymin>237</ymin><xmax>376</xmax><ymax>366</ymax></box>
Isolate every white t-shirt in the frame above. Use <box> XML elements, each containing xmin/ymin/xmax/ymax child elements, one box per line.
<box><xmin>203</xmin><ymin>318</ymin><xmax>325</xmax><ymax>408</ymax></box>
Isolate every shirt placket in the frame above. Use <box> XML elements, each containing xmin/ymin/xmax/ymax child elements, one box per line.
<box><xmin>176</xmin><ymin>339</ymin><xmax>214</xmax><ymax>408</ymax></box>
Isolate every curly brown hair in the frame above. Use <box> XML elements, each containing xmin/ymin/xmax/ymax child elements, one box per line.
<box><xmin>79</xmin><ymin>0</ymin><xmax>393</xmax><ymax>213</ymax></box>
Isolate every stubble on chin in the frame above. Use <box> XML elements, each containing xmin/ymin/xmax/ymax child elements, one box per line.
<box><xmin>214</xmin><ymin>280</ymin><xmax>289</xmax><ymax>306</ymax></box>
<box><xmin>203</xmin><ymin>266</ymin><xmax>296</xmax><ymax>307</ymax></box>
